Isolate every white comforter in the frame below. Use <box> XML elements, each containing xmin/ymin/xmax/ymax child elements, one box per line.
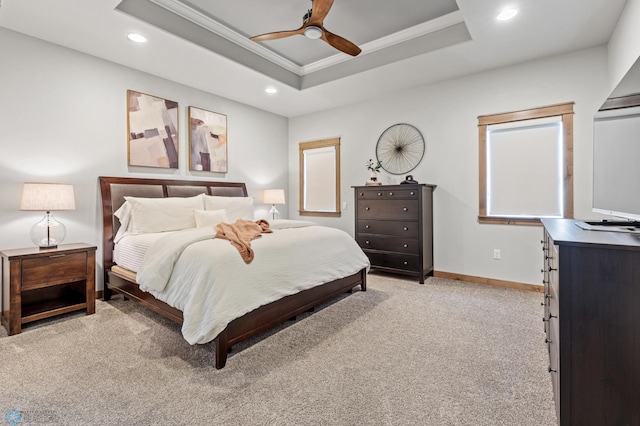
<box><xmin>135</xmin><ymin>221</ymin><xmax>369</xmax><ymax>344</ymax></box>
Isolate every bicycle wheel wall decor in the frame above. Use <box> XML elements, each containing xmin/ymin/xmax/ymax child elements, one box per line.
<box><xmin>375</xmin><ymin>123</ymin><xmax>425</xmax><ymax>175</ymax></box>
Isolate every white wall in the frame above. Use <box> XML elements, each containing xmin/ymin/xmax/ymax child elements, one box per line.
<box><xmin>0</xmin><ymin>28</ymin><xmax>289</xmax><ymax>288</ymax></box>
<box><xmin>607</xmin><ymin>0</ymin><xmax>640</xmax><ymax>90</ymax></box>
<box><xmin>289</xmin><ymin>46</ymin><xmax>611</xmax><ymax>286</ymax></box>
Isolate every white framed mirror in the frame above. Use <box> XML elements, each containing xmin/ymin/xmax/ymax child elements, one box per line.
<box><xmin>299</xmin><ymin>138</ymin><xmax>341</xmax><ymax>217</ymax></box>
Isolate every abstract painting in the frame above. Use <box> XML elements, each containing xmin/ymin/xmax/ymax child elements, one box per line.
<box><xmin>127</xmin><ymin>90</ymin><xmax>179</xmax><ymax>168</ymax></box>
<box><xmin>188</xmin><ymin>106</ymin><xmax>228</xmax><ymax>173</ymax></box>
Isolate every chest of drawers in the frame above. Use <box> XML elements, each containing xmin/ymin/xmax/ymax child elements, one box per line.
<box><xmin>354</xmin><ymin>184</ymin><xmax>435</xmax><ymax>283</ymax></box>
<box><xmin>541</xmin><ymin>219</ymin><xmax>640</xmax><ymax>425</ymax></box>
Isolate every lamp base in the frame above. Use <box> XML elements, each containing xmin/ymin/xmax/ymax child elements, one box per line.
<box><xmin>30</xmin><ymin>211</ymin><xmax>66</xmax><ymax>249</ymax></box>
<box><xmin>269</xmin><ymin>204</ymin><xmax>279</xmax><ymax>220</ymax></box>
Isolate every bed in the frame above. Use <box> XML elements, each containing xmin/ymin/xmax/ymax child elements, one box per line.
<box><xmin>99</xmin><ymin>176</ymin><xmax>368</xmax><ymax>369</ymax></box>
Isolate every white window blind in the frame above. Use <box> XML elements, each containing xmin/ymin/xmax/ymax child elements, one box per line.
<box><xmin>486</xmin><ymin>116</ymin><xmax>563</xmax><ymax>218</ymax></box>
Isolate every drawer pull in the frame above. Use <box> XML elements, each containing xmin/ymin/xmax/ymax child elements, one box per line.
<box><xmin>365</xmin><ymin>225</ymin><xmax>370</xmax><ymax>229</ymax></box>
<box><xmin>403</xmin><ymin>227</ymin><xmax>408</xmax><ymax>231</ymax></box>
<box><xmin>548</xmin><ymin>313</ymin><xmax>557</xmax><ymax>320</ymax></box>
<box><xmin>377</xmin><ymin>192</ymin><xmax>383</xmax><ymax>196</ymax></box>
<box><xmin>403</xmin><ymin>207</ymin><xmax>408</xmax><ymax>211</ymax></box>
<box><xmin>548</xmin><ymin>366</ymin><xmax>557</xmax><ymax>373</ymax></box>
<box><xmin>49</xmin><ymin>254</ymin><xmax>66</xmax><ymax>258</ymax></box>
<box><xmin>549</xmin><ymin>267</ymin><xmax>557</xmax><ymax>271</ymax></box>
<box><xmin>365</xmin><ymin>207</ymin><xmax>370</xmax><ymax>211</ymax></box>
<box><xmin>545</xmin><ymin>338</ymin><xmax>552</xmax><ymax>344</ymax></box>
<box><xmin>389</xmin><ymin>192</ymin><xmax>394</xmax><ymax>196</ymax></box>
<box><xmin>545</xmin><ymin>294</ymin><xmax>552</xmax><ymax>299</ymax></box>
<box><xmin>365</xmin><ymin>241</ymin><xmax>370</xmax><ymax>244</ymax></box>
<box><xmin>359</xmin><ymin>192</ymin><xmax>364</xmax><ymax>196</ymax></box>
<box><xmin>403</xmin><ymin>244</ymin><xmax>408</xmax><ymax>248</ymax></box>
<box><xmin>410</xmin><ymin>191</ymin><xmax>415</xmax><ymax>195</ymax></box>
<box><xmin>403</xmin><ymin>261</ymin><xmax>408</xmax><ymax>265</ymax></box>
<box><xmin>542</xmin><ymin>279</ymin><xmax>549</xmax><ymax>284</ymax></box>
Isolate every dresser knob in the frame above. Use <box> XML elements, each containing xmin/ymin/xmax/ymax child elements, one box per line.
<box><xmin>365</xmin><ymin>207</ymin><xmax>370</xmax><ymax>211</ymax></box>
<box><xmin>548</xmin><ymin>366</ymin><xmax>557</xmax><ymax>373</ymax></box>
<box><xmin>359</xmin><ymin>193</ymin><xmax>364</xmax><ymax>196</ymax></box>
<box><xmin>410</xmin><ymin>191</ymin><xmax>415</xmax><ymax>195</ymax></box>
<box><xmin>545</xmin><ymin>294</ymin><xmax>551</xmax><ymax>299</ymax></box>
<box><xmin>403</xmin><ymin>261</ymin><xmax>408</xmax><ymax>265</ymax></box>
<box><xmin>403</xmin><ymin>244</ymin><xmax>408</xmax><ymax>248</ymax></box>
<box><xmin>548</xmin><ymin>313</ymin><xmax>557</xmax><ymax>319</ymax></box>
<box><xmin>365</xmin><ymin>225</ymin><xmax>370</xmax><ymax>229</ymax></box>
<box><xmin>377</xmin><ymin>192</ymin><xmax>383</xmax><ymax>196</ymax></box>
<box><xmin>403</xmin><ymin>227</ymin><xmax>408</xmax><ymax>231</ymax></box>
<box><xmin>545</xmin><ymin>338</ymin><xmax>552</xmax><ymax>344</ymax></box>
<box><xmin>389</xmin><ymin>192</ymin><xmax>394</xmax><ymax>196</ymax></box>
<box><xmin>365</xmin><ymin>241</ymin><xmax>370</xmax><ymax>244</ymax></box>
<box><xmin>403</xmin><ymin>207</ymin><xmax>408</xmax><ymax>211</ymax></box>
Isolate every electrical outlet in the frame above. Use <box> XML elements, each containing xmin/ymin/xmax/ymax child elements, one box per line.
<box><xmin>493</xmin><ymin>249</ymin><xmax>501</xmax><ymax>260</ymax></box>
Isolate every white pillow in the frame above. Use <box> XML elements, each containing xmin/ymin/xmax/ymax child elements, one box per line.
<box><xmin>125</xmin><ymin>194</ymin><xmax>204</xmax><ymax>233</ymax></box>
<box><xmin>113</xmin><ymin>202</ymin><xmax>132</xmax><ymax>242</ymax></box>
<box><xmin>204</xmin><ymin>195</ymin><xmax>255</xmax><ymax>222</ymax></box>
<box><xmin>194</xmin><ymin>209</ymin><xmax>229</xmax><ymax>228</ymax></box>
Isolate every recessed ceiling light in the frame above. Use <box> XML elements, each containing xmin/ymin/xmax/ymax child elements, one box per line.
<box><xmin>265</xmin><ymin>87</ymin><xmax>278</xmax><ymax>94</ymax></box>
<box><xmin>127</xmin><ymin>33</ymin><xmax>148</xmax><ymax>43</ymax></box>
<box><xmin>497</xmin><ymin>8</ymin><xmax>519</xmax><ymax>21</ymax></box>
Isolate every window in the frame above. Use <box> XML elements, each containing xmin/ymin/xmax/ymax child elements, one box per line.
<box><xmin>299</xmin><ymin>138</ymin><xmax>341</xmax><ymax>217</ymax></box>
<box><xmin>478</xmin><ymin>102</ymin><xmax>574</xmax><ymax>225</ymax></box>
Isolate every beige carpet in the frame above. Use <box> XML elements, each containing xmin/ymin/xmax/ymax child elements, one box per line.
<box><xmin>0</xmin><ymin>274</ymin><xmax>556</xmax><ymax>425</ymax></box>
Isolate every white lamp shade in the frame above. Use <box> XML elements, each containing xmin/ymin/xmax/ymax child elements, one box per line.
<box><xmin>20</xmin><ymin>183</ymin><xmax>76</xmax><ymax>211</ymax></box>
<box><xmin>264</xmin><ymin>189</ymin><xmax>285</xmax><ymax>205</ymax></box>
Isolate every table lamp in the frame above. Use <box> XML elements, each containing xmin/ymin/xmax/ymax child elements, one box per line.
<box><xmin>263</xmin><ymin>189</ymin><xmax>285</xmax><ymax>220</ymax></box>
<box><xmin>20</xmin><ymin>182</ymin><xmax>76</xmax><ymax>249</ymax></box>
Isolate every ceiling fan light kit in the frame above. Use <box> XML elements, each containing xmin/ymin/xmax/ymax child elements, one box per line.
<box><xmin>304</xmin><ymin>26</ymin><xmax>323</xmax><ymax>39</ymax></box>
<box><xmin>250</xmin><ymin>0</ymin><xmax>362</xmax><ymax>56</ymax></box>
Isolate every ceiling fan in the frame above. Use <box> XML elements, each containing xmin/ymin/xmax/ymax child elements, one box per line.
<box><xmin>250</xmin><ymin>0</ymin><xmax>362</xmax><ymax>57</ymax></box>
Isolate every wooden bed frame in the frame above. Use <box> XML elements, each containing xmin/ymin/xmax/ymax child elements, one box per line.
<box><xmin>99</xmin><ymin>176</ymin><xmax>366</xmax><ymax>369</ymax></box>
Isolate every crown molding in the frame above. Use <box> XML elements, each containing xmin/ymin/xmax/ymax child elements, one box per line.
<box><xmin>151</xmin><ymin>0</ymin><xmax>464</xmax><ymax>77</ymax></box>
<box><xmin>150</xmin><ymin>0</ymin><xmax>303</xmax><ymax>74</ymax></box>
<box><xmin>301</xmin><ymin>10</ymin><xmax>465</xmax><ymax>74</ymax></box>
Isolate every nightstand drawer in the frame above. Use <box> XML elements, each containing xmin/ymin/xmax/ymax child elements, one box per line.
<box><xmin>21</xmin><ymin>252</ymin><xmax>88</xmax><ymax>290</ymax></box>
<box><xmin>357</xmin><ymin>235</ymin><xmax>419</xmax><ymax>254</ymax></box>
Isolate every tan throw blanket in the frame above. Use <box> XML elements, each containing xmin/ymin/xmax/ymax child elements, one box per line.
<box><xmin>215</xmin><ymin>219</ymin><xmax>273</xmax><ymax>263</ymax></box>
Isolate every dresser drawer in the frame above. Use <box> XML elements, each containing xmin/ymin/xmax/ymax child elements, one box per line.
<box><xmin>357</xmin><ymin>235</ymin><xmax>419</xmax><ymax>254</ymax></box>
<box><xmin>357</xmin><ymin>200</ymin><xmax>419</xmax><ymax>220</ymax></box>
<box><xmin>357</xmin><ymin>220</ymin><xmax>418</xmax><ymax>236</ymax></box>
<box><xmin>365</xmin><ymin>251</ymin><xmax>419</xmax><ymax>271</ymax></box>
<box><xmin>21</xmin><ymin>252</ymin><xmax>88</xmax><ymax>290</ymax></box>
<box><xmin>547</xmin><ymin>322</ymin><xmax>560</xmax><ymax>422</ymax></box>
<box><xmin>356</xmin><ymin>188</ymin><xmax>419</xmax><ymax>200</ymax></box>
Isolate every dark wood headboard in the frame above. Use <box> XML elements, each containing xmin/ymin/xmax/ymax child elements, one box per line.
<box><xmin>98</xmin><ymin>176</ymin><xmax>248</xmax><ymax>274</ymax></box>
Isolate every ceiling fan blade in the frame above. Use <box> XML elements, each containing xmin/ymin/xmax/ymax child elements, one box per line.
<box><xmin>322</xmin><ymin>29</ymin><xmax>362</xmax><ymax>56</ymax></box>
<box><xmin>250</xmin><ymin>28</ymin><xmax>304</xmax><ymax>42</ymax></box>
<box><xmin>308</xmin><ymin>0</ymin><xmax>334</xmax><ymax>26</ymax></box>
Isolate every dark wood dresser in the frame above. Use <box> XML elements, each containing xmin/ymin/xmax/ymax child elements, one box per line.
<box><xmin>541</xmin><ymin>219</ymin><xmax>640</xmax><ymax>425</ymax></box>
<box><xmin>354</xmin><ymin>184</ymin><xmax>436</xmax><ymax>283</ymax></box>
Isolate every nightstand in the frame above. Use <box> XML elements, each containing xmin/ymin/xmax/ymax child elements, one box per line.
<box><xmin>1</xmin><ymin>243</ymin><xmax>96</xmax><ymax>335</ymax></box>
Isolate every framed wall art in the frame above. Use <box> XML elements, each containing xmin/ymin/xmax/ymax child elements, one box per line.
<box><xmin>127</xmin><ymin>90</ymin><xmax>179</xmax><ymax>168</ymax></box>
<box><xmin>188</xmin><ymin>106</ymin><xmax>228</xmax><ymax>173</ymax></box>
